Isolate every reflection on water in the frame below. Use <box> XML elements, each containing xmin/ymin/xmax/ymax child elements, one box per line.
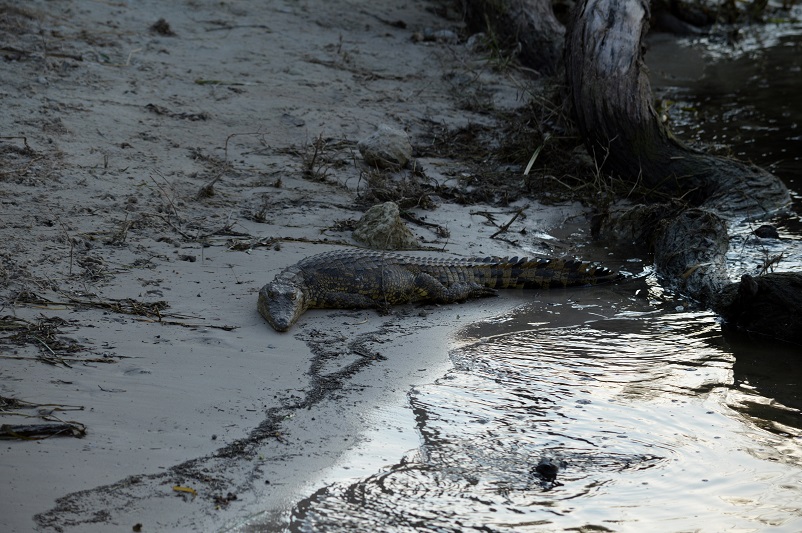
<box><xmin>291</xmin><ymin>305</ymin><xmax>802</xmax><ymax>532</ymax></box>
<box><xmin>728</xmin><ymin>331</ymin><xmax>802</xmax><ymax>434</ymax></box>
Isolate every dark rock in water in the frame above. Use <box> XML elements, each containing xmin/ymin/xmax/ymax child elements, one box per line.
<box><xmin>534</xmin><ymin>457</ymin><xmax>566</xmax><ymax>482</ymax></box>
<box><xmin>716</xmin><ymin>273</ymin><xmax>802</xmax><ymax>346</ymax></box>
<box><xmin>754</xmin><ymin>224</ymin><xmax>780</xmax><ymax>239</ymax></box>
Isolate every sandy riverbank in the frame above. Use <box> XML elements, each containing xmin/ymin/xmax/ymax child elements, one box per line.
<box><xmin>0</xmin><ymin>2</ymin><xmax>606</xmax><ymax>530</ymax></box>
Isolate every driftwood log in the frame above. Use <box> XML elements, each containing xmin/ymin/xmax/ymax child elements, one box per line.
<box><xmin>563</xmin><ymin>0</ymin><xmax>801</xmax><ymax>345</ymax></box>
<box><xmin>466</xmin><ymin>0</ymin><xmax>800</xmax><ymax>345</ymax></box>
<box><xmin>0</xmin><ymin>422</ymin><xmax>86</xmax><ymax>439</ymax></box>
<box><xmin>565</xmin><ymin>0</ymin><xmax>790</xmax><ymax>216</ymax></box>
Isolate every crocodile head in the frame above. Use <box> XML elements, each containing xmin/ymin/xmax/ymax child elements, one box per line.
<box><xmin>257</xmin><ymin>281</ymin><xmax>307</xmax><ymax>332</ymax></box>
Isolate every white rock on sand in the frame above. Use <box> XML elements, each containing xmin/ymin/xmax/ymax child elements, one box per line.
<box><xmin>358</xmin><ymin>124</ymin><xmax>413</xmax><ymax>169</ymax></box>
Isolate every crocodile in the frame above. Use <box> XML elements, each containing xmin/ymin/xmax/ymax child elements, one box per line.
<box><xmin>258</xmin><ymin>249</ymin><xmax>618</xmax><ymax>332</ymax></box>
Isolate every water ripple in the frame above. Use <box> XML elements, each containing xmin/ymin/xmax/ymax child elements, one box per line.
<box><xmin>291</xmin><ymin>309</ymin><xmax>802</xmax><ymax>532</ymax></box>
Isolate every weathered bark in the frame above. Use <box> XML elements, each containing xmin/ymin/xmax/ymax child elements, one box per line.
<box><xmin>566</xmin><ymin>0</ymin><xmax>800</xmax><ymax>345</ymax></box>
<box><xmin>652</xmin><ymin>208</ymin><xmax>730</xmax><ymax>305</ymax></box>
<box><xmin>600</xmin><ymin>202</ymin><xmax>802</xmax><ymax>345</ymax></box>
<box><xmin>463</xmin><ymin>0</ymin><xmax>565</xmax><ymax>75</ymax></box>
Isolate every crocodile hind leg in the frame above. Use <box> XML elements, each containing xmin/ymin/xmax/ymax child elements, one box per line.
<box><xmin>412</xmin><ymin>272</ymin><xmax>497</xmax><ymax>303</ymax></box>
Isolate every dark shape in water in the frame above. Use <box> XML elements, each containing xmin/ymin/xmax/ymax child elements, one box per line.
<box><xmin>754</xmin><ymin>224</ymin><xmax>780</xmax><ymax>239</ymax></box>
<box><xmin>534</xmin><ymin>457</ymin><xmax>566</xmax><ymax>482</ymax></box>
<box><xmin>717</xmin><ymin>273</ymin><xmax>802</xmax><ymax>347</ymax></box>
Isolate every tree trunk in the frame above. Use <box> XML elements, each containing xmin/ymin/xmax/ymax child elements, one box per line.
<box><xmin>565</xmin><ymin>0</ymin><xmax>789</xmax><ymax>216</ymax></box>
<box><xmin>564</xmin><ymin>0</ymin><xmax>800</xmax><ymax>345</ymax></box>
<box><xmin>459</xmin><ymin>0</ymin><xmax>799</xmax><ymax>344</ymax></box>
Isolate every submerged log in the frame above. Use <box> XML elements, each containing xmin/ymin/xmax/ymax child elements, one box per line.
<box><xmin>565</xmin><ymin>0</ymin><xmax>800</xmax><ymax>345</ymax></box>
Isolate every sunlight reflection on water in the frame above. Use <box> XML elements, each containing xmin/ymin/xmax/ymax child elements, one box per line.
<box><xmin>290</xmin><ymin>307</ymin><xmax>802</xmax><ymax>532</ymax></box>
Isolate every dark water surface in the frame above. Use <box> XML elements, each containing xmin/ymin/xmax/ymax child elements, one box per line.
<box><xmin>286</xmin><ymin>26</ymin><xmax>802</xmax><ymax>533</ymax></box>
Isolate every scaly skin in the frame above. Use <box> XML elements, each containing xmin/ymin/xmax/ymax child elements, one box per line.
<box><xmin>258</xmin><ymin>249</ymin><xmax>618</xmax><ymax>332</ymax></box>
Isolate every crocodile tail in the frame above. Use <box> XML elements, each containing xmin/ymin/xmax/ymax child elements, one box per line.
<box><xmin>556</xmin><ymin>258</ymin><xmax>619</xmax><ymax>286</ymax></box>
<box><xmin>486</xmin><ymin>256</ymin><xmax>618</xmax><ymax>289</ymax></box>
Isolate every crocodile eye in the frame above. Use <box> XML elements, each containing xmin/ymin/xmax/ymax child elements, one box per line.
<box><xmin>289</xmin><ymin>293</ymin><xmax>297</xmax><ymax>301</ymax></box>
<box><xmin>268</xmin><ymin>290</ymin><xmax>278</xmax><ymax>300</ymax></box>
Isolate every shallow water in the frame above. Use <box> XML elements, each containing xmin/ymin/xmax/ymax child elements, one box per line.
<box><xmin>287</xmin><ymin>26</ymin><xmax>802</xmax><ymax>533</ymax></box>
<box><xmin>288</xmin><ymin>289</ymin><xmax>801</xmax><ymax>532</ymax></box>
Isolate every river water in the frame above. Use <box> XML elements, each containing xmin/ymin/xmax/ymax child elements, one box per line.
<box><xmin>286</xmin><ymin>25</ymin><xmax>802</xmax><ymax>532</ymax></box>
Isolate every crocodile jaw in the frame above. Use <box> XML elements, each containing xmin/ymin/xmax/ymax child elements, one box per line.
<box><xmin>258</xmin><ymin>281</ymin><xmax>307</xmax><ymax>332</ymax></box>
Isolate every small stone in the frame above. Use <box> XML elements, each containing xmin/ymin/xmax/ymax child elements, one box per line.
<box><xmin>150</xmin><ymin>18</ymin><xmax>176</xmax><ymax>36</ymax></box>
<box><xmin>358</xmin><ymin>124</ymin><xmax>412</xmax><ymax>169</ymax></box>
<box><xmin>422</xmin><ymin>28</ymin><xmax>459</xmax><ymax>43</ymax></box>
<box><xmin>754</xmin><ymin>224</ymin><xmax>780</xmax><ymax>239</ymax></box>
<box><xmin>466</xmin><ymin>33</ymin><xmax>487</xmax><ymax>52</ymax></box>
<box><xmin>353</xmin><ymin>201</ymin><xmax>421</xmax><ymax>250</ymax></box>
